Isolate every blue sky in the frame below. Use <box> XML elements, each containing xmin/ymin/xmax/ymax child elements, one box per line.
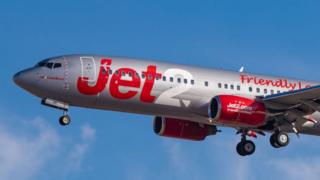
<box><xmin>1</xmin><ymin>0</ymin><xmax>320</xmax><ymax>180</ymax></box>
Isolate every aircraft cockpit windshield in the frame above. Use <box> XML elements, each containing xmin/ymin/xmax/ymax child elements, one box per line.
<box><xmin>36</xmin><ymin>60</ymin><xmax>62</xmax><ymax>69</ymax></box>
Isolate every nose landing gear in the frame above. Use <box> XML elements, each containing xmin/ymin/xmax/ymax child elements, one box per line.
<box><xmin>42</xmin><ymin>98</ymin><xmax>71</xmax><ymax>126</ymax></box>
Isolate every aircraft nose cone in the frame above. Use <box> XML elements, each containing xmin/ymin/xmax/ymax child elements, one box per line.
<box><xmin>13</xmin><ymin>71</ymin><xmax>23</xmax><ymax>87</ymax></box>
<box><xmin>13</xmin><ymin>69</ymin><xmax>37</xmax><ymax>91</ymax></box>
<box><xmin>13</xmin><ymin>71</ymin><xmax>23</xmax><ymax>86</ymax></box>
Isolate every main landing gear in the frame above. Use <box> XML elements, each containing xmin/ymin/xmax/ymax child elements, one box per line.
<box><xmin>236</xmin><ymin>130</ymin><xmax>290</xmax><ymax>156</ymax></box>
<box><xmin>236</xmin><ymin>131</ymin><xmax>256</xmax><ymax>156</ymax></box>
<box><xmin>270</xmin><ymin>131</ymin><xmax>290</xmax><ymax>148</ymax></box>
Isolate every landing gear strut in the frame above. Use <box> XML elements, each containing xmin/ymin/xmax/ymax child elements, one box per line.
<box><xmin>270</xmin><ymin>131</ymin><xmax>289</xmax><ymax>148</ymax></box>
<box><xmin>236</xmin><ymin>131</ymin><xmax>256</xmax><ymax>156</ymax></box>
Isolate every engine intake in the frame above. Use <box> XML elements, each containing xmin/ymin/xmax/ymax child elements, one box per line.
<box><xmin>153</xmin><ymin>116</ymin><xmax>217</xmax><ymax>141</ymax></box>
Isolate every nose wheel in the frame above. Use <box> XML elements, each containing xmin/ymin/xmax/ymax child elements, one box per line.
<box><xmin>41</xmin><ymin>98</ymin><xmax>72</xmax><ymax>126</ymax></box>
<box><xmin>59</xmin><ymin>111</ymin><xmax>71</xmax><ymax>126</ymax></box>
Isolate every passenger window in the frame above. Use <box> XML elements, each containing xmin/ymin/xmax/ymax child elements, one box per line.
<box><xmin>142</xmin><ymin>73</ymin><xmax>145</xmax><ymax>79</ymax></box>
<box><xmin>184</xmin><ymin>79</ymin><xmax>188</xmax><ymax>84</ymax></box>
<box><xmin>156</xmin><ymin>75</ymin><xmax>160</xmax><ymax>80</ymax></box>
<box><xmin>170</xmin><ymin>77</ymin><xmax>174</xmax><ymax>82</ymax></box>
<box><xmin>264</xmin><ymin>89</ymin><xmax>268</xmax><ymax>94</ymax></box>
<box><xmin>230</xmin><ymin>85</ymin><xmax>234</xmax><ymax>90</ymax></box>
<box><xmin>102</xmin><ymin>68</ymin><xmax>107</xmax><ymax>74</ymax></box>
<box><xmin>277</xmin><ymin>90</ymin><xmax>281</xmax><ymax>94</ymax></box>
<box><xmin>177</xmin><ymin>78</ymin><xmax>181</xmax><ymax>83</ymax></box>
<box><xmin>109</xmin><ymin>69</ymin><xmax>113</xmax><ymax>74</ymax></box>
<box><xmin>237</xmin><ymin>85</ymin><xmax>241</xmax><ymax>91</ymax></box>
<box><xmin>163</xmin><ymin>76</ymin><xmax>166</xmax><ymax>81</ymax></box>
<box><xmin>224</xmin><ymin>84</ymin><xmax>228</xmax><ymax>89</ymax></box>
<box><xmin>128</xmin><ymin>72</ymin><xmax>132</xmax><ymax>77</ymax></box>
<box><xmin>249</xmin><ymin>87</ymin><xmax>253</xmax><ymax>92</ymax></box>
<box><xmin>191</xmin><ymin>80</ymin><xmax>195</xmax><ymax>85</ymax></box>
<box><xmin>218</xmin><ymin>83</ymin><xmax>222</xmax><ymax>88</ymax></box>
<box><xmin>122</xmin><ymin>72</ymin><xmax>125</xmax><ymax>76</ymax></box>
<box><xmin>256</xmin><ymin>88</ymin><xmax>260</xmax><ymax>93</ymax></box>
<box><xmin>205</xmin><ymin>81</ymin><xmax>209</xmax><ymax>87</ymax></box>
<box><xmin>270</xmin><ymin>90</ymin><xmax>274</xmax><ymax>95</ymax></box>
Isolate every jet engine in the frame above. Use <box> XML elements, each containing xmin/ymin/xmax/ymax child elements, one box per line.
<box><xmin>153</xmin><ymin>116</ymin><xmax>217</xmax><ymax>141</ymax></box>
<box><xmin>209</xmin><ymin>95</ymin><xmax>267</xmax><ymax>127</ymax></box>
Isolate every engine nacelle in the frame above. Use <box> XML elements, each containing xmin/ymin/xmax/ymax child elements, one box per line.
<box><xmin>153</xmin><ymin>116</ymin><xmax>217</xmax><ymax>141</ymax></box>
<box><xmin>209</xmin><ymin>95</ymin><xmax>267</xmax><ymax>127</ymax></box>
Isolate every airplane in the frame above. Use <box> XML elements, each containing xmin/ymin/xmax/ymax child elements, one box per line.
<box><xmin>13</xmin><ymin>55</ymin><xmax>320</xmax><ymax>156</ymax></box>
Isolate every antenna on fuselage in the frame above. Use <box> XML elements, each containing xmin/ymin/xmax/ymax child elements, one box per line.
<box><xmin>239</xmin><ymin>66</ymin><xmax>245</xmax><ymax>73</ymax></box>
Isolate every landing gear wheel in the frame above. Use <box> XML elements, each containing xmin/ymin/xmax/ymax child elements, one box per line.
<box><xmin>243</xmin><ymin>140</ymin><xmax>255</xmax><ymax>155</ymax></box>
<box><xmin>270</xmin><ymin>132</ymin><xmax>289</xmax><ymax>148</ymax></box>
<box><xmin>276</xmin><ymin>132</ymin><xmax>289</xmax><ymax>147</ymax></box>
<box><xmin>270</xmin><ymin>134</ymin><xmax>280</xmax><ymax>148</ymax></box>
<box><xmin>236</xmin><ymin>142</ymin><xmax>246</xmax><ymax>156</ymax></box>
<box><xmin>236</xmin><ymin>140</ymin><xmax>256</xmax><ymax>156</ymax></box>
<box><xmin>59</xmin><ymin>115</ymin><xmax>71</xmax><ymax>126</ymax></box>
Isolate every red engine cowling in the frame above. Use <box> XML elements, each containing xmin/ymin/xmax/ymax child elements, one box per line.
<box><xmin>153</xmin><ymin>117</ymin><xmax>217</xmax><ymax>141</ymax></box>
<box><xmin>209</xmin><ymin>95</ymin><xmax>267</xmax><ymax>127</ymax></box>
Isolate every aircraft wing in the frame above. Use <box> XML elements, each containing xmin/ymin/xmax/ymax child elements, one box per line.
<box><xmin>263</xmin><ymin>85</ymin><xmax>320</xmax><ymax>111</ymax></box>
<box><xmin>260</xmin><ymin>85</ymin><xmax>320</xmax><ymax>135</ymax></box>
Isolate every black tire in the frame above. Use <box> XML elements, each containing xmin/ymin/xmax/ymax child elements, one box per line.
<box><xmin>236</xmin><ymin>142</ymin><xmax>247</xmax><ymax>156</ymax></box>
<box><xmin>270</xmin><ymin>134</ymin><xmax>280</xmax><ymax>148</ymax></box>
<box><xmin>275</xmin><ymin>132</ymin><xmax>289</xmax><ymax>147</ymax></box>
<box><xmin>59</xmin><ymin>115</ymin><xmax>71</xmax><ymax>126</ymax></box>
<box><xmin>242</xmin><ymin>140</ymin><xmax>255</xmax><ymax>155</ymax></box>
<box><xmin>236</xmin><ymin>140</ymin><xmax>255</xmax><ymax>156</ymax></box>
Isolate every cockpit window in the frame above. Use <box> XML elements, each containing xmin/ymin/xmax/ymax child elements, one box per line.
<box><xmin>53</xmin><ymin>63</ymin><xmax>62</xmax><ymax>68</ymax></box>
<box><xmin>36</xmin><ymin>61</ymin><xmax>62</xmax><ymax>69</ymax></box>
<box><xmin>36</xmin><ymin>59</ymin><xmax>50</xmax><ymax>67</ymax></box>
<box><xmin>38</xmin><ymin>62</ymin><xmax>47</xmax><ymax>67</ymax></box>
<box><xmin>46</xmin><ymin>63</ymin><xmax>54</xmax><ymax>69</ymax></box>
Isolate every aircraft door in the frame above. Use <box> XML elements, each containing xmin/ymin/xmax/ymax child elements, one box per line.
<box><xmin>76</xmin><ymin>56</ymin><xmax>100</xmax><ymax>106</ymax></box>
<box><xmin>80</xmin><ymin>56</ymin><xmax>97</xmax><ymax>83</ymax></box>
